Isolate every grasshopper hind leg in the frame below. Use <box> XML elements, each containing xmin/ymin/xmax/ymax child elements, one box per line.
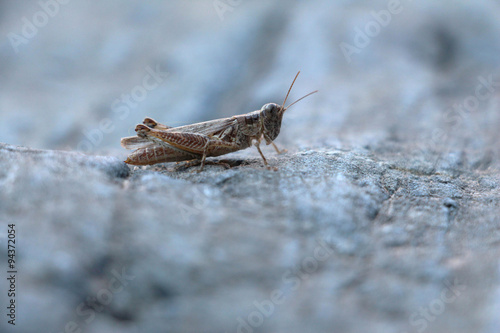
<box><xmin>197</xmin><ymin>142</ymin><xmax>231</xmax><ymax>172</ymax></box>
<box><xmin>143</xmin><ymin>118</ymin><xmax>172</xmax><ymax>130</ymax></box>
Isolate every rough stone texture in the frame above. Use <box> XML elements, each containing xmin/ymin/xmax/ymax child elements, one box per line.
<box><xmin>1</xmin><ymin>1</ymin><xmax>500</xmax><ymax>333</ymax></box>
<box><xmin>1</xmin><ymin>144</ymin><xmax>499</xmax><ymax>333</ymax></box>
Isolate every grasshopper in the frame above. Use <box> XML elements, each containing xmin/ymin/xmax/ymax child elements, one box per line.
<box><xmin>121</xmin><ymin>71</ymin><xmax>317</xmax><ymax>171</ymax></box>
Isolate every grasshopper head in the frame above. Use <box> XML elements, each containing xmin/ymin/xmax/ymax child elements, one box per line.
<box><xmin>261</xmin><ymin>71</ymin><xmax>318</xmax><ymax>145</ymax></box>
<box><xmin>261</xmin><ymin>103</ymin><xmax>284</xmax><ymax>144</ymax></box>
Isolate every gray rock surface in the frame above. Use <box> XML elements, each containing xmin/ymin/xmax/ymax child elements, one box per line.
<box><xmin>1</xmin><ymin>141</ymin><xmax>499</xmax><ymax>333</ymax></box>
<box><xmin>1</xmin><ymin>1</ymin><xmax>500</xmax><ymax>333</ymax></box>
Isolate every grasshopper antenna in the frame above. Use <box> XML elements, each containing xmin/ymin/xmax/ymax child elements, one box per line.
<box><xmin>281</xmin><ymin>71</ymin><xmax>301</xmax><ymax>111</ymax></box>
<box><xmin>284</xmin><ymin>90</ymin><xmax>318</xmax><ymax>110</ymax></box>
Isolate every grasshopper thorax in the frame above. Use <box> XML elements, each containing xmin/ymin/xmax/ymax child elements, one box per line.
<box><xmin>261</xmin><ymin>103</ymin><xmax>284</xmax><ymax>144</ymax></box>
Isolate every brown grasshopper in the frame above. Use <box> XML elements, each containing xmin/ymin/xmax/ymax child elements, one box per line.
<box><xmin>121</xmin><ymin>71</ymin><xmax>317</xmax><ymax>171</ymax></box>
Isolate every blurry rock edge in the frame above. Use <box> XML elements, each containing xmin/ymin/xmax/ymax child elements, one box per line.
<box><xmin>1</xmin><ymin>1</ymin><xmax>500</xmax><ymax>333</ymax></box>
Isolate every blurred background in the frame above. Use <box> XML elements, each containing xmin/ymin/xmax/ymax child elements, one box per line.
<box><xmin>1</xmin><ymin>1</ymin><xmax>500</xmax><ymax>333</ymax></box>
<box><xmin>1</xmin><ymin>0</ymin><xmax>499</xmax><ymax>163</ymax></box>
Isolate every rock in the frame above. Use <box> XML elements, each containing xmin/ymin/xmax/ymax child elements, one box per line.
<box><xmin>1</xmin><ymin>139</ymin><xmax>499</xmax><ymax>333</ymax></box>
<box><xmin>1</xmin><ymin>1</ymin><xmax>500</xmax><ymax>333</ymax></box>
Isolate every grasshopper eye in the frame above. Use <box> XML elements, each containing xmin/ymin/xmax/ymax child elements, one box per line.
<box><xmin>262</xmin><ymin>103</ymin><xmax>277</xmax><ymax>116</ymax></box>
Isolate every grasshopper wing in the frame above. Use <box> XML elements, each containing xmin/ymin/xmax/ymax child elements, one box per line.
<box><xmin>169</xmin><ymin>117</ymin><xmax>236</xmax><ymax>136</ymax></box>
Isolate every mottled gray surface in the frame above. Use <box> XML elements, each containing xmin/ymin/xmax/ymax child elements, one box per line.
<box><xmin>1</xmin><ymin>1</ymin><xmax>500</xmax><ymax>333</ymax></box>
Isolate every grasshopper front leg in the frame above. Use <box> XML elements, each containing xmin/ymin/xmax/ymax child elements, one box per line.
<box><xmin>255</xmin><ymin>139</ymin><xmax>280</xmax><ymax>170</ymax></box>
<box><xmin>271</xmin><ymin>142</ymin><xmax>287</xmax><ymax>155</ymax></box>
<box><xmin>254</xmin><ymin>139</ymin><xmax>268</xmax><ymax>166</ymax></box>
